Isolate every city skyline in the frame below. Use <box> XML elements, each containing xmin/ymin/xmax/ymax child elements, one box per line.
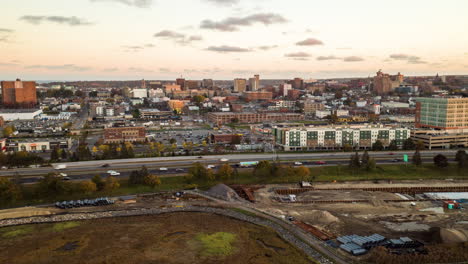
<box><xmin>1</xmin><ymin>0</ymin><xmax>468</xmax><ymax>80</ymax></box>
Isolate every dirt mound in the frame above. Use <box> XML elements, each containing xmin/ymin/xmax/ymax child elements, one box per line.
<box><xmin>206</xmin><ymin>184</ymin><xmax>241</xmax><ymax>202</ymax></box>
<box><xmin>434</xmin><ymin>227</ymin><xmax>468</xmax><ymax>243</ymax></box>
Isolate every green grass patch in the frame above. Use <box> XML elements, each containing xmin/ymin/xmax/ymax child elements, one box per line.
<box><xmin>230</xmin><ymin>208</ymin><xmax>258</xmax><ymax>218</ymax></box>
<box><xmin>194</xmin><ymin>232</ymin><xmax>237</xmax><ymax>257</ymax></box>
<box><xmin>1</xmin><ymin>225</ymin><xmax>35</xmax><ymax>238</ymax></box>
<box><xmin>52</xmin><ymin>221</ymin><xmax>80</xmax><ymax>232</ymax></box>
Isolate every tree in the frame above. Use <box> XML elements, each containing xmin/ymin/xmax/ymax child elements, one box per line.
<box><xmin>413</xmin><ymin>149</ymin><xmax>422</xmax><ymax>166</ymax></box>
<box><xmin>0</xmin><ymin>178</ymin><xmax>22</xmax><ymax>202</ymax></box>
<box><xmin>188</xmin><ymin>162</ymin><xmax>208</xmax><ymax>181</ymax></box>
<box><xmin>169</xmin><ymin>138</ymin><xmax>177</xmax><ymax>144</ymax></box>
<box><xmin>295</xmin><ymin>166</ymin><xmax>310</xmax><ymax>181</ymax></box>
<box><xmin>253</xmin><ymin>161</ymin><xmax>273</xmax><ymax>178</ymax></box>
<box><xmin>192</xmin><ymin>95</ymin><xmax>206</xmax><ymax>106</ymax></box>
<box><xmin>416</xmin><ymin>140</ymin><xmax>425</xmax><ymax>151</ymax></box>
<box><xmin>361</xmin><ymin>150</ymin><xmax>370</xmax><ymax>167</ymax></box>
<box><xmin>144</xmin><ymin>174</ymin><xmax>161</xmax><ymax>188</ymax></box>
<box><xmin>80</xmin><ymin>181</ymin><xmax>97</xmax><ymax>194</ymax></box>
<box><xmin>60</xmin><ymin>149</ymin><xmax>68</xmax><ymax>160</ymax></box>
<box><xmin>403</xmin><ymin>138</ymin><xmax>416</xmax><ymax>150</ymax></box>
<box><xmin>183</xmin><ymin>141</ymin><xmax>194</xmax><ymax>155</ymax></box>
<box><xmin>455</xmin><ymin>150</ymin><xmax>468</xmax><ymax>169</ymax></box>
<box><xmin>3</xmin><ymin>126</ymin><xmax>16</xmax><ymax>137</ymax></box>
<box><xmin>92</xmin><ymin>175</ymin><xmax>105</xmax><ymax>191</ymax></box>
<box><xmin>433</xmin><ymin>154</ymin><xmax>448</xmax><ymax>168</ymax></box>
<box><xmin>388</xmin><ymin>140</ymin><xmax>398</xmax><ymax>151</ymax></box>
<box><xmin>36</xmin><ymin>173</ymin><xmax>70</xmax><ymax>197</ymax></box>
<box><xmin>105</xmin><ymin>176</ymin><xmax>120</xmax><ymax>191</ymax></box>
<box><xmin>365</xmin><ymin>158</ymin><xmax>376</xmax><ymax>171</ymax></box>
<box><xmin>372</xmin><ymin>140</ymin><xmax>384</xmax><ymax>151</ymax></box>
<box><xmin>216</xmin><ymin>163</ymin><xmax>234</xmax><ymax>180</ymax></box>
<box><xmin>132</xmin><ymin>109</ymin><xmax>141</xmax><ymax>118</ymax></box>
<box><xmin>343</xmin><ymin>144</ymin><xmax>353</xmax><ymax>152</ymax></box>
<box><xmin>349</xmin><ymin>152</ymin><xmax>361</xmax><ymax>169</ymax></box>
<box><xmin>50</xmin><ymin>147</ymin><xmax>60</xmax><ymax>162</ymax></box>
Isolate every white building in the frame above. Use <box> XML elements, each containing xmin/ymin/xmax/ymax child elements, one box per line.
<box><xmin>335</xmin><ymin>109</ymin><xmax>349</xmax><ymax>117</ymax></box>
<box><xmin>282</xmin><ymin>84</ymin><xmax>292</xmax><ymax>97</ymax></box>
<box><xmin>356</xmin><ymin>101</ymin><xmax>367</xmax><ymax>107</ymax></box>
<box><xmin>132</xmin><ymin>88</ymin><xmax>148</xmax><ymax>98</ymax></box>
<box><xmin>274</xmin><ymin>125</ymin><xmax>410</xmax><ymax>151</ymax></box>
<box><xmin>0</xmin><ymin>109</ymin><xmax>43</xmax><ymax>121</ymax></box>
<box><xmin>316</xmin><ymin>110</ymin><xmax>331</xmax><ymax>119</ymax></box>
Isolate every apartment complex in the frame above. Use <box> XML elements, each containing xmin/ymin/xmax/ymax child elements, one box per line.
<box><xmin>274</xmin><ymin>125</ymin><xmax>410</xmax><ymax>151</ymax></box>
<box><xmin>304</xmin><ymin>100</ymin><xmax>325</xmax><ymax>115</ymax></box>
<box><xmin>1</xmin><ymin>79</ymin><xmax>37</xmax><ymax>107</ymax></box>
<box><xmin>207</xmin><ymin>112</ymin><xmax>304</xmax><ymax>126</ymax></box>
<box><xmin>415</xmin><ymin>97</ymin><xmax>468</xmax><ymax>130</ymax></box>
<box><xmin>104</xmin><ymin>127</ymin><xmax>146</xmax><ymax>144</ymax></box>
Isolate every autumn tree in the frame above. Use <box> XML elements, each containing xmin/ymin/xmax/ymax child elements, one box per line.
<box><xmin>413</xmin><ymin>149</ymin><xmax>422</xmax><ymax>166</ymax></box>
<box><xmin>80</xmin><ymin>180</ymin><xmax>97</xmax><ymax>194</ymax></box>
<box><xmin>0</xmin><ymin>177</ymin><xmax>22</xmax><ymax>202</ymax></box>
<box><xmin>144</xmin><ymin>174</ymin><xmax>162</xmax><ymax>188</ymax></box>
<box><xmin>295</xmin><ymin>166</ymin><xmax>311</xmax><ymax>181</ymax></box>
<box><xmin>105</xmin><ymin>176</ymin><xmax>120</xmax><ymax>191</ymax></box>
<box><xmin>92</xmin><ymin>175</ymin><xmax>105</xmax><ymax>191</ymax></box>
<box><xmin>216</xmin><ymin>163</ymin><xmax>234</xmax><ymax>180</ymax></box>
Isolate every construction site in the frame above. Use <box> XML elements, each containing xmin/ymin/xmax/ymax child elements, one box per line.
<box><xmin>247</xmin><ymin>179</ymin><xmax>468</xmax><ymax>263</ymax></box>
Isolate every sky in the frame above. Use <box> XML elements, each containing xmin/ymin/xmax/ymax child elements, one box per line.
<box><xmin>0</xmin><ymin>0</ymin><xmax>468</xmax><ymax>81</ymax></box>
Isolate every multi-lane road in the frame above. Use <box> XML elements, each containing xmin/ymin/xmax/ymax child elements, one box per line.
<box><xmin>0</xmin><ymin>150</ymin><xmax>459</xmax><ymax>184</ymax></box>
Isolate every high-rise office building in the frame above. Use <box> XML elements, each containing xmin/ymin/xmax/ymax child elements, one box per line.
<box><xmin>176</xmin><ymin>78</ymin><xmax>186</xmax><ymax>90</ymax></box>
<box><xmin>415</xmin><ymin>97</ymin><xmax>468</xmax><ymax>130</ymax></box>
<box><xmin>1</xmin><ymin>79</ymin><xmax>37</xmax><ymax>108</ymax></box>
<box><xmin>233</xmin><ymin>78</ymin><xmax>247</xmax><ymax>93</ymax></box>
<box><xmin>373</xmin><ymin>70</ymin><xmax>404</xmax><ymax>95</ymax></box>
<box><xmin>249</xmin><ymin>74</ymin><xmax>260</xmax><ymax>91</ymax></box>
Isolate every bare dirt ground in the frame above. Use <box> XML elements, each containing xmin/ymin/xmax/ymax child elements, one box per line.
<box><xmin>0</xmin><ymin>212</ymin><xmax>312</xmax><ymax>264</ymax></box>
<box><xmin>253</xmin><ymin>182</ymin><xmax>468</xmax><ymax>244</ymax></box>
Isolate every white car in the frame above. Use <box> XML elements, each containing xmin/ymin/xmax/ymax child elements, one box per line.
<box><xmin>294</xmin><ymin>162</ymin><xmax>303</xmax><ymax>166</ymax></box>
<box><xmin>59</xmin><ymin>173</ymin><xmax>68</xmax><ymax>177</ymax></box>
<box><xmin>107</xmin><ymin>170</ymin><xmax>121</xmax><ymax>176</ymax></box>
<box><xmin>220</xmin><ymin>158</ymin><xmax>229</xmax><ymax>162</ymax></box>
<box><xmin>207</xmin><ymin>165</ymin><xmax>216</xmax><ymax>169</ymax></box>
<box><xmin>159</xmin><ymin>168</ymin><xmax>168</xmax><ymax>171</ymax></box>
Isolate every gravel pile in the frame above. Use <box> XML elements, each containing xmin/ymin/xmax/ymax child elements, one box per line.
<box><xmin>206</xmin><ymin>184</ymin><xmax>241</xmax><ymax>202</ymax></box>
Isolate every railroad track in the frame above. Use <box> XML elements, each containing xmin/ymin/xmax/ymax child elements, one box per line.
<box><xmin>275</xmin><ymin>186</ymin><xmax>468</xmax><ymax>195</ymax></box>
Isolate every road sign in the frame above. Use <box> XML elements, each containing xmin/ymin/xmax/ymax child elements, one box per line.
<box><xmin>403</xmin><ymin>154</ymin><xmax>409</xmax><ymax>162</ymax></box>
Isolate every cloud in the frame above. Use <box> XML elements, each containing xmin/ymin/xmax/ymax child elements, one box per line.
<box><xmin>19</xmin><ymin>15</ymin><xmax>93</xmax><ymax>26</ymax></box>
<box><xmin>389</xmin><ymin>53</ymin><xmax>427</xmax><ymax>64</ymax></box>
<box><xmin>343</xmin><ymin>56</ymin><xmax>364</xmax><ymax>62</ymax></box>
<box><xmin>103</xmin><ymin>67</ymin><xmax>119</xmax><ymax>72</ymax></box>
<box><xmin>206</xmin><ymin>45</ymin><xmax>251</xmax><ymax>53</ymax></box>
<box><xmin>0</xmin><ymin>36</ymin><xmax>10</xmax><ymax>43</ymax></box>
<box><xmin>296</xmin><ymin>38</ymin><xmax>323</xmax><ymax>46</ymax></box>
<box><xmin>0</xmin><ymin>62</ymin><xmax>20</xmax><ymax>67</ymax></box>
<box><xmin>154</xmin><ymin>30</ymin><xmax>203</xmax><ymax>45</ymax></box>
<box><xmin>200</xmin><ymin>13</ymin><xmax>288</xmax><ymax>32</ymax></box>
<box><xmin>159</xmin><ymin>68</ymin><xmax>171</xmax><ymax>73</ymax></box>
<box><xmin>25</xmin><ymin>64</ymin><xmax>92</xmax><ymax>71</ymax></box>
<box><xmin>122</xmin><ymin>43</ymin><xmax>155</xmax><ymax>52</ymax></box>
<box><xmin>0</xmin><ymin>28</ymin><xmax>14</xmax><ymax>33</ymax></box>
<box><xmin>284</xmin><ymin>52</ymin><xmax>311</xmax><ymax>58</ymax></box>
<box><xmin>316</xmin><ymin>55</ymin><xmax>340</xmax><ymax>61</ymax></box>
<box><xmin>128</xmin><ymin>67</ymin><xmax>154</xmax><ymax>73</ymax></box>
<box><xmin>204</xmin><ymin>0</ymin><xmax>239</xmax><ymax>6</ymax></box>
<box><xmin>258</xmin><ymin>45</ymin><xmax>278</xmax><ymax>51</ymax></box>
<box><xmin>90</xmin><ymin>0</ymin><xmax>153</xmax><ymax>8</ymax></box>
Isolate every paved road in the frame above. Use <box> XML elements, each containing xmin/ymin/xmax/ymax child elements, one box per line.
<box><xmin>0</xmin><ymin>150</ymin><xmax>458</xmax><ymax>184</ymax></box>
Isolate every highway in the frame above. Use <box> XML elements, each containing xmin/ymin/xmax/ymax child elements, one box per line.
<box><xmin>0</xmin><ymin>150</ymin><xmax>459</xmax><ymax>184</ymax></box>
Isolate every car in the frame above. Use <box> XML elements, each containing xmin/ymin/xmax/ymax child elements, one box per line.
<box><xmin>315</xmin><ymin>161</ymin><xmax>326</xmax><ymax>165</ymax></box>
<box><xmin>59</xmin><ymin>173</ymin><xmax>68</xmax><ymax>177</ymax></box>
<box><xmin>207</xmin><ymin>165</ymin><xmax>215</xmax><ymax>169</ymax></box>
<box><xmin>197</xmin><ymin>156</ymin><xmax>203</xmax><ymax>159</ymax></box>
<box><xmin>392</xmin><ymin>158</ymin><xmax>402</xmax><ymax>162</ymax></box>
<box><xmin>101</xmin><ymin>163</ymin><xmax>110</xmax><ymax>168</ymax></box>
<box><xmin>294</xmin><ymin>162</ymin><xmax>303</xmax><ymax>166</ymax></box>
<box><xmin>159</xmin><ymin>168</ymin><xmax>168</xmax><ymax>171</ymax></box>
<box><xmin>107</xmin><ymin>170</ymin><xmax>121</xmax><ymax>176</ymax></box>
<box><xmin>220</xmin><ymin>158</ymin><xmax>229</xmax><ymax>162</ymax></box>
<box><xmin>388</xmin><ymin>152</ymin><xmax>395</xmax><ymax>155</ymax></box>
<box><xmin>62</xmin><ymin>176</ymin><xmax>71</xmax><ymax>181</ymax></box>
<box><xmin>176</xmin><ymin>168</ymin><xmax>184</xmax><ymax>172</ymax></box>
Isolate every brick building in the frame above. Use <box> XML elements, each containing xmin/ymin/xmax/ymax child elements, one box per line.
<box><xmin>1</xmin><ymin>79</ymin><xmax>37</xmax><ymax>108</ymax></box>
<box><xmin>207</xmin><ymin>112</ymin><xmax>304</xmax><ymax>126</ymax></box>
<box><xmin>243</xmin><ymin>91</ymin><xmax>273</xmax><ymax>101</ymax></box>
<box><xmin>210</xmin><ymin>134</ymin><xmax>242</xmax><ymax>144</ymax></box>
<box><xmin>104</xmin><ymin>127</ymin><xmax>146</xmax><ymax>144</ymax></box>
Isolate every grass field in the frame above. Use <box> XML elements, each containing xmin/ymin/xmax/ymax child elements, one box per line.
<box><xmin>0</xmin><ymin>212</ymin><xmax>312</xmax><ymax>264</ymax></box>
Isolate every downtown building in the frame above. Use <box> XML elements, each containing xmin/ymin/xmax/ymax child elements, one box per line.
<box><xmin>103</xmin><ymin>127</ymin><xmax>146</xmax><ymax>144</ymax></box>
<box><xmin>373</xmin><ymin>71</ymin><xmax>404</xmax><ymax>95</ymax></box>
<box><xmin>274</xmin><ymin>125</ymin><xmax>410</xmax><ymax>151</ymax></box>
<box><xmin>1</xmin><ymin>79</ymin><xmax>37</xmax><ymax>108</ymax></box>
<box><xmin>412</xmin><ymin>97</ymin><xmax>468</xmax><ymax>149</ymax></box>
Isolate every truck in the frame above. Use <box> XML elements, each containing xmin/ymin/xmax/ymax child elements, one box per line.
<box><xmin>239</xmin><ymin>161</ymin><xmax>259</xmax><ymax>167</ymax></box>
<box><xmin>54</xmin><ymin>164</ymin><xmax>67</xmax><ymax>170</ymax></box>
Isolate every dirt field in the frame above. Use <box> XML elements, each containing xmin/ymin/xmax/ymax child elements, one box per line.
<box><xmin>0</xmin><ymin>212</ymin><xmax>312</xmax><ymax>264</ymax></box>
